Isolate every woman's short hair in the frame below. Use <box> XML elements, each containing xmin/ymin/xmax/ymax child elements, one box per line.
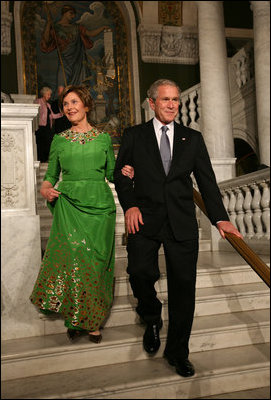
<box><xmin>40</xmin><ymin>86</ymin><xmax>52</xmax><ymax>97</ymax></box>
<box><xmin>59</xmin><ymin>85</ymin><xmax>94</xmax><ymax>122</ymax></box>
<box><xmin>147</xmin><ymin>79</ymin><xmax>181</xmax><ymax>101</ymax></box>
<box><xmin>61</xmin><ymin>5</ymin><xmax>76</xmax><ymax>15</ymax></box>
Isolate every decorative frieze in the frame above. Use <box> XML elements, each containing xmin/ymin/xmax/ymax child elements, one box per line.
<box><xmin>1</xmin><ymin>129</ymin><xmax>26</xmax><ymax>209</ymax></box>
<box><xmin>138</xmin><ymin>23</ymin><xmax>198</xmax><ymax>64</ymax></box>
<box><xmin>1</xmin><ymin>1</ymin><xmax>13</xmax><ymax>55</ymax></box>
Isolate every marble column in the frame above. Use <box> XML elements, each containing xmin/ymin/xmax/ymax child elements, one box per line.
<box><xmin>196</xmin><ymin>1</ymin><xmax>236</xmax><ymax>183</ymax></box>
<box><xmin>250</xmin><ymin>1</ymin><xmax>270</xmax><ymax>167</ymax></box>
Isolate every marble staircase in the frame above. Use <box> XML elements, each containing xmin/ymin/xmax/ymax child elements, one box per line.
<box><xmin>1</xmin><ymin>164</ymin><xmax>270</xmax><ymax>399</ymax></box>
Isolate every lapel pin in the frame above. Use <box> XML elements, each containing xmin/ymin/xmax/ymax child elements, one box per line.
<box><xmin>181</xmin><ymin>137</ymin><xmax>186</xmax><ymax>140</ymax></box>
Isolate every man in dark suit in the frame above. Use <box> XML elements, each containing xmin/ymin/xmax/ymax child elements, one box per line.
<box><xmin>51</xmin><ymin>86</ymin><xmax>71</xmax><ymax>134</ymax></box>
<box><xmin>113</xmin><ymin>79</ymin><xmax>242</xmax><ymax>377</ymax></box>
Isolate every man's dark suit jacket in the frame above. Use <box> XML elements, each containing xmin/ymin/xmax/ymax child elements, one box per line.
<box><xmin>114</xmin><ymin>119</ymin><xmax>229</xmax><ymax>241</ymax></box>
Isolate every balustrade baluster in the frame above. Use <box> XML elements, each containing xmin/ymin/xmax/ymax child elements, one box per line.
<box><xmin>243</xmin><ymin>185</ymin><xmax>254</xmax><ymax>238</ymax></box>
<box><xmin>227</xmin><ymin>188</ymin><xmax>237</xmax><ymax>227</ymax></box>
<box><xmin>235</xmin><ymin>188</ymin><xmax>246</xmax><ymax>236</ymax></box>
<box><xmin>260</xmin><ymin>181</ymin><xmax>270</xmax><ymax>239</ymax></box>
<box><xmin>221</xmin><ymin>189</ymin><xmax>230</xmax><ymax>212</ymax></box>
<box><xmin>234</xmin><ymin>59</ymin><xmax>242</xmax><ymax>88</ymax></box>
<box><xmin>188</xmin><ymin>90</ymin><xmax>197</xmax><ymax>129</ymax></box>
<box><xmin>251</xmin><ymin>183</ymin><xmax>264</xmax><ymax>238</ymax></box>
<box><xmin>240</xmin><ymin>55</ymin><xmax>248</xmax><ymax>86</ymax></box>
<box><xmin>180</xmin><ymin>95</ymin><xmax>189</xmax><ymax>127</ymax></box>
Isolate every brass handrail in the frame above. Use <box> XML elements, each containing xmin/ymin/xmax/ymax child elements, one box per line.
<box><xmin>193</xmin><ymin>188</ymin><xmax>270</xmax><ymax>288</ymax></box>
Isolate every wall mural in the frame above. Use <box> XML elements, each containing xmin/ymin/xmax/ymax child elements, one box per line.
<box><xmin>158</xmin><ymin>1</ymin><xmax>182</xmax><ymax>26</ymax></box>
<box><xmin>21</xmin><ymin>1</ymin><xmax>133</xmax><ymax>144</ymax></box>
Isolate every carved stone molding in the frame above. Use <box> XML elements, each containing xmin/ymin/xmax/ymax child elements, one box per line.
<box><xmin>138</xmin><ymin>23</ymin><xmax>198</xmax><ymax>64</ymax></box>
<box><xmin>1</xmin><ymin>129</ymin><xmax>25</xmax><ymax>209</ymax></box>
<box><xmin>1</xmin><ymin>103</ymin><xmax>39</xmax><ymax>215</ymax></box>
<box><xmin>1</xmin><ymin>1</ymin><xmax>13</xmax><ymax>55</ymax></box>
<box><xmin>231</xmin><ymin>42</ymin><xmax>254</xmax><ymax>89</ymax></box>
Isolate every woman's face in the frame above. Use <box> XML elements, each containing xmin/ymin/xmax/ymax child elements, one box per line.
<box><xmin>43</xmin><ymin>91</ymin><xmax>52</xmax><ymax>102</ymax></box>
<box><xmin>62</xmin><ymin>91</ymin><xmax>89</xmax><ymax>125</ymax></box>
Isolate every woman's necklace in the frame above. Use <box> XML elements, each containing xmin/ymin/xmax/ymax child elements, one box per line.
<box><xmin>70</xmin><ymin>125</ymin><xmax>92</xmax><ymax>134</ymax></box>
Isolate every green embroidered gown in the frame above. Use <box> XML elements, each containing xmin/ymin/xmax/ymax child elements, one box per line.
<box><xmin>30</xmin><ymin>129</ymin><xmax>116</xmax><ymax>332</ymax></box>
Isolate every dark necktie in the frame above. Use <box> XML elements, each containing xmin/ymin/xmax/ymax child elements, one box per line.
<box><xmin>160</xmin><ymin>125</ymin><xmax>171</xmax><ymax>175</ymax></box>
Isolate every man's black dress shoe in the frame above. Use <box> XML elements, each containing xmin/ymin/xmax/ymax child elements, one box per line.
<box><xmin>143</xmin><ymin>319</ymin><xmax>163</xmax><ymax>354</ymax></box>
<box><xmin>163</xmin><ymin>352</ymin><xmax>195</xmax><ymax>377</ymax></box>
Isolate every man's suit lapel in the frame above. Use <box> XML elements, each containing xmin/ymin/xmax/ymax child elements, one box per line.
<box><xmin>144</xmin><ymin>119</ymin><xmax>166</xmax><ymax>175</ymax></box>
<box><xmin>168</xmin><ymin>122</ymin><xmax>189</xmax><ymax>176</ymax></box>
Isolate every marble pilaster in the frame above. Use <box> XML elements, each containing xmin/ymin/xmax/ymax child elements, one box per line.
<box><xmin>196</xmin><ymin>1</ymin><xmax>236</xmax><ymax>183</ymax></box>
<box><xmin>1</xmin><ymin>103</ymin><xmax>44</xmax><ymax>340</ymax></box>
<box><xmin>250</xmin><ymin>1</ymin><xmax>270</xmax><ymax>166</ymax></box>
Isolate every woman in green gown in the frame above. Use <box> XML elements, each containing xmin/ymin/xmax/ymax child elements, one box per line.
<box><xmin>30</xmin><ymin>85</ymin><xmax>133</xmax><ymax>342</ymax></box>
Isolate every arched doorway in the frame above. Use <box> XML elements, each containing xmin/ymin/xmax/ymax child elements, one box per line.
<box><xmin>234</xmin><ymin>138</ymin><xmax>260</xmax><ymax>176</ymax></box>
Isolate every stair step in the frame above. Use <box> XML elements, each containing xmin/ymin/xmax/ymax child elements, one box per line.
<box><xmin>1</xmin><ymin>343</ymin><xmax>269</xmax><ymax>398</ymax></box>
<box><xmin>198</xmin><ymin>386</ymin><xmax>270</xmax><ymax>399</ymax></box>
<box><xmin>1</xmin><ymin>309</ymin><xmax>269</xmax><ymax>381</ymax></box>
<box><xmin>114</xmin><ymin>261</ymin><xmax>267</xmax><ymax>296</ymax></box>
<box><xmin>103</xmin><ymin>281</ymin><xmax>269</xmax><ymax>328</ymax></box>
<box><xmin>34</xmin><ymin>281</ymin><xmax>269</xmax><ymax>335</ymax></box>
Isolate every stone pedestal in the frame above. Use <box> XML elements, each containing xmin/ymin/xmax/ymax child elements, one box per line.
<box><xmin>10</xmin><ymin>94</ymin><xmax>36</xmax><ymax>104</ymax></box>
<box><xmin>1</xmin><ymin>103</ymin><xmax>44</xmax><ymax>340</ymax></box>
<box><xmin>210</xmin><ymin>158</ymin><xmax>237</xmax><ymax>184</ymax></box>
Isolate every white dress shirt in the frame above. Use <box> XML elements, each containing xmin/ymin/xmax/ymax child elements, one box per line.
<box><xmin>153</xmin><ymin>117</ymin><xmax>174</xmax><ymax>157</ymax></box>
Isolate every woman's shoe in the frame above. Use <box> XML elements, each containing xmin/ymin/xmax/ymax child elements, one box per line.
<box><xmin>88</xmin><ymin>332</ymin><xmax>102</xmax><ymax>343</ymax></box>
<box><xmin>67</xmin><ymin>328</ymin><xmax>85</xmax><ymax>342</ymax></box>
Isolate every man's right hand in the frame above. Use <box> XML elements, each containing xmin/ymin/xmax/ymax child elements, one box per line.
<box><xmin>125</xmin><ymin>207</ymin><xmax>144</xmax><ymax>234</ymax></box>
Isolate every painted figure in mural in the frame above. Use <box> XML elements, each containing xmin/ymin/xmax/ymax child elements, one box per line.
<box><xmin>30</xmin><ymin>85</ymin><xmax>133</xmax><ymax>343</ymax></box>
<box><xmin>40</xmin><ymin>5</ymin><xmax>109</xmax><ymax>88</ymax></box>
<box><xmin>114</xmin><ymin>79</ymin><xmax>242</xmax><ymax>377</ymax></box>
<box><xmin>34</xmin><ymin>86</ymin><xmax>63</xmax><ymax>162</ymax></box>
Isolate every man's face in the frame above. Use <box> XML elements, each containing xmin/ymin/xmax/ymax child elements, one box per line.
<box><xmin>149</xmin><ymin>85</ymin><xmax>180</xmax><ymax>125</ymax></box>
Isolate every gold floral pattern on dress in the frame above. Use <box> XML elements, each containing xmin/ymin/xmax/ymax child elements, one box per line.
<box><xmin>59</xmin><ymin>128</ymin><xmax>103</xmax><ymax>144</ymax></box>
<box><xmin>30</xmin><ymin>229</ymin><xmax>114</xmax><ymax>331</ymax></box>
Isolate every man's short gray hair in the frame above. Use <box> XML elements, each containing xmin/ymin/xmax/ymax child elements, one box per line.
<box><xmin>147</xmin><ymin>79</ymin><xmax>181</xmax><ymax>101</ymax></box>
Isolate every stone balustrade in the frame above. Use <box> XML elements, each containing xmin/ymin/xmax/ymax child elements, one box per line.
<box><xmin>180</xmin><ymin>42</ymin><xmax>255</xmax><ymax>134</ymax></box>
<box><xmin>218</xmin><ymin>168</ymin><xmax>270</xmax><ymax>240</ymax></box>
<box><xmin>180</xmin><ymin>83</ymin><xmax>201</xmax><ymax>131</ymax></box>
